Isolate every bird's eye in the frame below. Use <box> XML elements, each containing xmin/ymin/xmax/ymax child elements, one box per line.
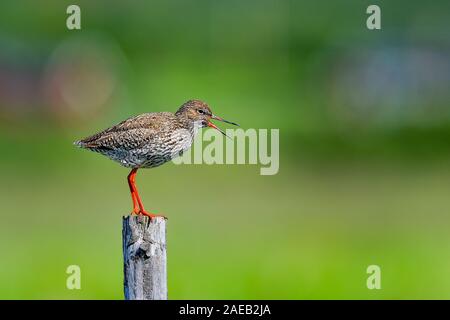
<box><xmin>198</xmin><ymin>109</ymin><xmax>205</xmax><ymax>114</ymax></box>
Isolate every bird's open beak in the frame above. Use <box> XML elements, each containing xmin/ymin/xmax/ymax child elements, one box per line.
<box><xmin>211</xmin><ymin>115</ymin><xmax>240</xmax><ymax>127</ymax></box>
<box><xmin>207</xmin><ymin>121</ymin><xmax>231</xmax><ymax>139</ymax></box>
<box><xmin>207</xmin><ymin>115</ymin><xmax>239</xmax><ymax>139</ymax></box>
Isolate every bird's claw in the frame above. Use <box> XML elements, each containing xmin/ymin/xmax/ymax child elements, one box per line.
<box><xmin>131</xmin><ymin>209</ymin><xmax>167</xmax><ymax>220</ymax></box>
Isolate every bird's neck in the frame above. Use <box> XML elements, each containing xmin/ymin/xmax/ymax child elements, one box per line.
<box><xmin>176</xmin><ymin>113</ymin><xmax>200</xmax><ymax>136</ymax></box>
<box><xmin>192</xmin><ymin>120</ymin><xmax>203</xmax><ymax>136</ymax></box>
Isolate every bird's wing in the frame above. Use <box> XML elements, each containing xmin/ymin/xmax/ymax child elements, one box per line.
<box><xmin>77</xmin><ymin>113</ymin><xmax>172</xmax><ymax>150</ymax></box>
<box><xmin>104</xmin><ymin>113</ymin><xmax>164</xmax><ymax>132</ymax></box>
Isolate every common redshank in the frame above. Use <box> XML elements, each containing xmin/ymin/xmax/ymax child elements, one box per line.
<box><xmin>74</xmin><ymin>99</ymin><xmax>238</xmax><ymax>218</ymax></box>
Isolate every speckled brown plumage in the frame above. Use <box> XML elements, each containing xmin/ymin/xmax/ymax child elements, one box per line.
<box><xmin>74</xmin><ymin>99</ymin><xmax>238</xmax><ymax>218</ymax></box>
<box><xmin>75</xmin><ymin>100</ymin><xmax>211</xmax><ymax>168</ymax></box>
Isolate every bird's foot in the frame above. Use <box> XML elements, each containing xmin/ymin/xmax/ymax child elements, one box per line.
<box><xmin>131</xmin><ymin>208</ymin><xmax>167</xmax><ymax>220</ymax></box>
<box><xmin>141</xmin><ymin>210</ymin><xmax>168</xmax><ymax>220</ymax></box>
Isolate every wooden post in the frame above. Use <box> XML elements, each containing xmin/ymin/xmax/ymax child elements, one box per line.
<box><xmin>122</xmin><ymin>215</ymin><xmax>167</xmax><ymax>300</ymax></box>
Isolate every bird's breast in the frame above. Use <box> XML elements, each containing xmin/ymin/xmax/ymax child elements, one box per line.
<box><xmin>137</xmin><ymin>127</ymin><xmax>195</xmax><ymax>168</ymax></box>
<box><xmin>166</xmin><ymin>127</ymin><xmax>195</xmax><ymax>155</ymax></box>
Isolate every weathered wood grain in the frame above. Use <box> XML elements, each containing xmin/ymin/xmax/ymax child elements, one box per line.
<box><xmin>122</xmin><ymin>215</ymin><xmax>167</xmax><ymax>300</ymax></box>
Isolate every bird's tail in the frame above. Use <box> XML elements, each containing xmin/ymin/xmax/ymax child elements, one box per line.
<box><xmin>73</xmin><ymin>140</ymin><xmax>85</xmax><ymax>148</ymax></box>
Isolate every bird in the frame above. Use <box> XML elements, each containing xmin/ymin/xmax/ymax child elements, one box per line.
<box><xmin>74</xmin><ymin>99</ymin><xmax>239</xmax><ymax>218</ymax></box>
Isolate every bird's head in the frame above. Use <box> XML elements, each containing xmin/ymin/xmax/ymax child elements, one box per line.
<box><xmin>176</xmin><ymin>99</ymin><xmax>239</xmax><ymax>137</ymax></box>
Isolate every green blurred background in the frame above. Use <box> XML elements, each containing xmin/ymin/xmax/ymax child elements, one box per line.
<box><xmin>0</xmin><ymin>0</ymin><xmax>449</xmax><ymax>299</ymax></box>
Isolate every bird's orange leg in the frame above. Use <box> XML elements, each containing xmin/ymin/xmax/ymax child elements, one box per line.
<box><xmin>127</xmin><ymin>169</ymin><xmax>140</xmax><ymax>214</ymax></box>
<box><xmin>127</xmin><ymin>168</ymin><xmax>166</xmax><ymax>219</ymax></box>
